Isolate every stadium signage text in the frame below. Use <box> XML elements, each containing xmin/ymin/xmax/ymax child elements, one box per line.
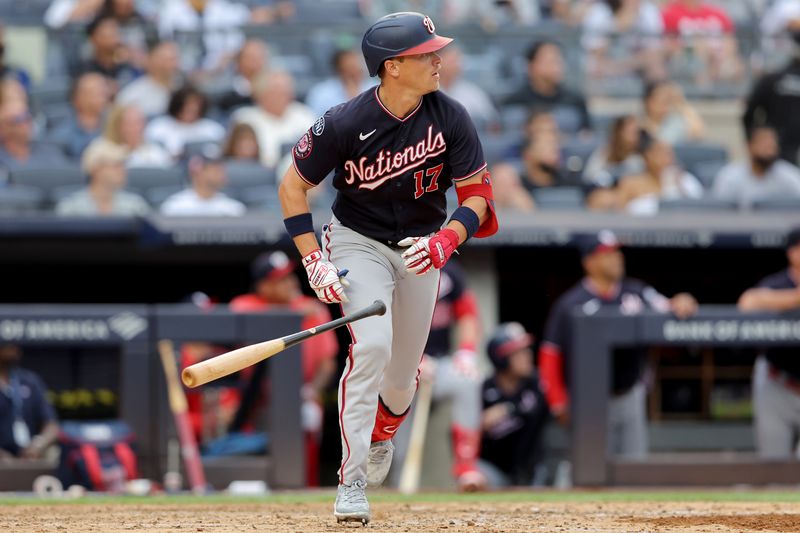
<box><xmin>663</xmin><ymin>319</ymin><xmax>800</xmax><ymax>342</ymax></box>
<box><xmin>0</xmin><ymin>313</ymin><xmax>146</xmax><ymax>342</ymax></box>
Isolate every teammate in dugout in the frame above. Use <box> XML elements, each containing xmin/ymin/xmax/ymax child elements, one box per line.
<box><xmin>278</xmin><ymin>12</ymin><xmax>498</xmax><ymax>525</ymax></box>
<box><xmin>738</xmin><ymin>226</ymin><xmax>800</xmax><ymax>459</ymax></box>
<box><xmin>539</xmin><ymin>230</ymin><xmax>698</xmax><ymax>458</ymax></box>
<box><xmin>390</xmin><ymin>260</ymin><xmax>486</xmax><ymax>491</ymax></box>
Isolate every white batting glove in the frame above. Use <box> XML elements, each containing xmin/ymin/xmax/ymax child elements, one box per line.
<box><xmin>303</xmin><ymin>249</ymin><xmax>349</xmax><ymax>304</ymax></box>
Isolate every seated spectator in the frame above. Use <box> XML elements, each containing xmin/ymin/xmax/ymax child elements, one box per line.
<box><xmin>661</xmin><ymin>0</ymin><xmax>743</xmax><ymax>85</ymax></box>
<box><xmin>222</xmin><ymin>122</ymin><xmax>261</xmax><ymax>163</ymax></box>
<box><xmin>49</xmin><ymin>72</ymin><xmax>111</xmax><ymax>159</ymax></box>
<box><xmin>116</xmin><ymin>41</ymin><xmax>181</xmax><ymax>118</ymax></box>
<box><xmin>160</xmin><ymin>143</ymin><xmax>245</xmax><ymax>216</ymax></box>
<box><xmin>157</xmin><ymin>0</ymin><xmax>263</xmax><ymax>74</ymax></box>
<box><xmin>217</xmin><ymin>39</ymin><xmax>271</xmax><ymax>112</ymax></box>
<box><xmin>507</xmin><ymin>109</ymin><xmax>561</xmax><ymax>160</ymax></box>
<box><xmin>97</xmin><ymin>0</ymin><xmax>150</xmax><ymax>69</ymax></box>
<box><xmin>581</xmin><ymin>0</ymin><xmax>666</xmax><ymax>82</ymax></box>
<box><xmin>44</xmin><ymin>0</ymin><xmax>106</xmax><ymax>28</ymax></box>
<box><xmin>479</xmin><ymin>323</ymin><xmax>549</xmax><ymax>487</ymax></box>
<box><xmin>0</xmin><ymin>99</ymin><xmax>67</xmax><ymax>172</ymax></box>
<box><xmin>0</xmin><ymin>22</ymin><xmax>32</xmax><ymax>93</ymax></box>
<box><xmin>230</xmin><ymin>250</ymin><xmax>338</xmax><ymax>486</ymax></box>
<box><xmin>85</xmin><ymin>105</ymin><xmax>173</xmax><ymax>168</ymax></box>
<box><xmin>305</xmin><ymin>49</ymin><xmax>373</xmax><ymax>117</ymax></box>
<box><xmin>496</xmin><ymin>128</ymin><xmax>568</xmax><ymax>193</ymax></box>
<box><xmin>0</xmin><ymin>344</ymin><xmax>59</xmax><ymax>461</ymax></box>
<box><xmin>583</xmin><ymin>114</ymin><xmax>645</xmax><ymax>188</ymax></box>
<box><xmin>614</xmin><ymin>133</ymin><xmax>703</xmax><ymax>215</ymax></box>
<box><xmin>738</xmin><ymin>227</ymin><xmax>800</xmax><ymax>459</ymax></box>
<box><xmin>641</xmin><ymin>80</ymin><xmax>704</xmax><ymax>145</ymax></box>
<box><xmin>56</xmin><ymin>141</ymin><xmax>150</xmax><ymax>216</ymax></box>
<box><xmin>504</xmin><ymin>41</ymin><xmax>591</xmax><ymax>135</ymax></box>
<box><xmin>438</xmin><ymin>46</ymin><xmax>498</xmax><ymax>130</ymax></box>
<box><xmin>490</xmin><ymin>165</ymin><xmax>537</xmax><ymax>211</ymax></box>
<box><xmin>712</xmin><ymin>126</ymin><xmax>800</xmax><ymax>208</ymax></box>
<box><xmin>232</xmin><ymin>71</ymin><xmax>315</xmax><ymax>168</ymax></box>
<box><xmin>76</xmin><ymin>14</ymin><xmax>141</xmax><ymax>92</ymax></box>
<box><xmin>144</xmin><ymin>85</ymin><xmax>225</xmax><ymax>159</ymax></box>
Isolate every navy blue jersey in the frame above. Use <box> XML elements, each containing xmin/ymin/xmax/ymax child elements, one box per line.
<box><xmin>425</xmin><ymin>261</ymin><xmax>467</xmax><ymax>357</ymax></box>
<box><xmin>292</xmin><ymin>86</ymin><xmax>486</xmax><ymax>244</ymax></box>
<box><xmin>480</xmin><ymin>375</ymin><xmax>549</xmax><ymax>484</ymax></box>
<box><xmin>542</xmin><ymin>278</ymin><xmax>671</xmax><ymax>393</ymax></box>
<box><xmin>756</xmin><ymin>269</ymin><xmax>800</xmax><ymax>378</ymax></box>
<box><xmin>0</xmin><ymin>369</ymin><xmax>57</xmax><ymax>455</ymax></box>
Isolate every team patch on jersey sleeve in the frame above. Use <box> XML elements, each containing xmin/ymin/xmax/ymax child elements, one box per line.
<box><xmin>294</xmin><ymin>131</ymin><xmax>313</xmax><ymax>159</ymax></box>
<box><xmin>312</xmin><ymin>116</ymin><xmax>325</xmax><ymax>136</ymax></box>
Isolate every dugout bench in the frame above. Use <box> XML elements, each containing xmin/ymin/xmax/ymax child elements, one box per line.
<box><xmin>571</xmin><ymin>307</ymin><xmax>800</xmax><ymax>486</ymax></box>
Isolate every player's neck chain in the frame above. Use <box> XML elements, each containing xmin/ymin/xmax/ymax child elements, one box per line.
<box><xmin>344</xmin><ymin>125</ymin><xmax>446</xmax><ymax>191</ymax></box>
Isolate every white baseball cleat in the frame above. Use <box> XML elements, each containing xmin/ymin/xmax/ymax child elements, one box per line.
<box><xmin>334</xmin><ymin>479</ymin><xmax>370</xmax><ymax>526</ymax></box>
<box><xmin>366</xmin><ymin>440</ymin><xmax>394</xmax><ymax>487</ymax></box>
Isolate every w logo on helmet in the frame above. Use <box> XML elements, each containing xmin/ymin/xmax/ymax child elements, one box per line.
<box><xmin>423</xmin><ymin>15</ymin><xmax>435</xmax><ymax>34</ymax></box>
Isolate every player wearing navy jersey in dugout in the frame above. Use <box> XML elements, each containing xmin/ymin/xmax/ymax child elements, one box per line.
<box><xmin>277</xmin><ymin>12</ymin><xmax>498</xmax><ymax>525</ymax></box>
<box><xmin>538</xmin><ymin>231</ymin><xmax>697</xmax><ymax>458</ymax></box>
<box><xmin>389</xmin><ymin>260</ymin><xmax>486</xmax><ymax>491</ymax></box>
<box><xmin>738</xmin><ymin>227</ymin><xmax>800</xmax><ymax>459</ymax></box>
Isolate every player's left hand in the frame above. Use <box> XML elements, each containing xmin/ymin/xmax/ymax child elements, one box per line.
<box><xmin>398</xmin><ymin>228</ymin><xmax>459</xmax><ymax>275</ymax></box>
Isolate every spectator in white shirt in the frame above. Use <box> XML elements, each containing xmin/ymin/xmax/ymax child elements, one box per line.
<box><xmin>116</xmin><ymin>40</ymin><xmax>181</xmax><ymax>118</ymax></box>
<box><xmin>144</xmin><ymin>85</ymin><xmax>226</xmax><ymax>159</ymax></box>
<box><xmin>305</xmin><ymin>49</ymin><xmax>373</xmax><ymax>116</ymax></box>
<box><xmin>231</xmin><ymin>71</ymin><xmax>315</xmax><ymax>168</ymax></box>
<box><xmin>437</xmin><ymin>45</ymin><xmax>498</xmax><ymax>131</ymax></box>
<box><xmin>160</xmin><ymin>143</ymin><xmax>246</xmax><ymax>216</ymax></box>
<box><xmin>712</xmin><ymin>126</ymin><xmax>800</xmax><ymax>208</ymax></box>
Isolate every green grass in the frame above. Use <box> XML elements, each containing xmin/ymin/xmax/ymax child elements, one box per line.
<box><xmin>3</xmin><ymin>489</ymin><xmax>800</xmax><ymax>506</ymax></box>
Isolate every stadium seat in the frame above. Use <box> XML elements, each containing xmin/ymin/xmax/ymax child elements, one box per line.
<box><xmin>224</xmin><ymin>161</ymin><xmax>276</xmax><ymax>188</ymax></box>
<box><xmin>561</xmin><ymin>138</ymin><xmax>600</xmax><ymax>184</ymax></box>
<box><xmin>127</xmin><ymin>167</ymin><xmax>185</xmax><ymax>195</ymax></box>
<box><xmin>659</xmin><ymin>197</ymin><xmax>738</xmax><ymax>212</ymax></box>
<box><xmin>9</xmin><ymin>166</ymin><xmax>85</xmax><ymax>204</ymax></box>
<box><xmin>532</xmin><ymin>187</ymin><xmax>585</xmax><ymax>210</ymax></box>
<box><xmin>751</xmin><ymin>197</ymin><xmax>800</xmax><ymax>211</ymax></box>
<box><xmin>691</xmin><ymin>159</ymin><xmax>727</xmax><ymax>189</ymax></box>
<box><xmin>480</xmin><ymin>133</ymin><xmax>518</xmax><ymax>166</ymax></box>
<box><xmin>673</xmin><ymin>142</ymin><xmax>728</xmax><ymax>177</ymax></box>
<box><xmin>500</xmin><ymin>105</ymin><xmax>529</xmax><ymax>133</ymax></box>
<box><xmin>0</xmin><ymin>184</ymin><xmax>45</xmax><ymax>214</ymax></box>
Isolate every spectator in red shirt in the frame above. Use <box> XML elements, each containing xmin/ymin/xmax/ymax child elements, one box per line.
<box><xmin>230</xmin><ymin>250</ymin><xmax>338</xmax><ymax>486</ymax></box>
<box><xmin>661</xmin><ymin>0</ymin><xmax>743</xmax><ymax>85</ymax></box>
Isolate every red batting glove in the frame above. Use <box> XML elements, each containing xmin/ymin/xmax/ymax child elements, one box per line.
<box><xmin>398</xmin><ymin>228</ymin><xmax>459</xmax><ymax>276</ymax></box>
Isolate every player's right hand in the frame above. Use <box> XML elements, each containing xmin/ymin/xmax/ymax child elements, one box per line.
<box><xmin>302</xmin><ymin>249</ymin><xmax>349</xmax><ymax>304</ymax></box>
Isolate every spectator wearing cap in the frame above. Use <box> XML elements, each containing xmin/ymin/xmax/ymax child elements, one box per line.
<box><xmin>538</xmin><ymin>230</ymin><xmax>697</xmax><ymax>457</ymax></box>
<box><xmin>0</xmin><ymin>344</ymin><xmax>60</xmax><ymax>461</ymax></box>
<box><xmin>504</xmin><ymin>41</ymin><xmax>591</xmax><ymax>136</ymax></box>
<box><xmin>712</xmin><ymin>126</ymin><xmax>800</xmax><ymax>209</ymax></box>
<box><xmin>739</xmin><ymin>227</ymin><xmax>800</xmax><ymax>459</ymax></box>
<box><xmin>231</xmin><ymin>71</ymin><xmax>315</xmax><ymax>168</ymax></box>
<box><xmin>479</xmin><ymin>322</ymin><xmax>549</xmax><ymax>488</ymax></box>
<box><xmin>159</xmin><ymin>144</ymin><xmax>244</xmax><ymax>216</ymax></box>
<box><xmin>116</xmin><ymin>41</ymin><xmax>182</xmax><ymax>118</ymax></box>
<box><xmin>48</xmin><ymin>72</ymin><xmax>112</xmax><ymax>159</ymax></box>
<box><xmin>144</xmin><ymin>85</ymin><xmax>225</xmax><ymax>159</ymax></box>
<box><xmin>56</xmin><ymin>140</ymin><xmax>150</xmax><ymax>216</ymax></box>
<box><xmin>0</xmin><ymin>98</ymin><xmax>67</xmax><ymax>172</ymax></box>
<box><xmin>230</xmin><ymin>251</ymin><xmax>338</xmax><ymax>486</ymax></box>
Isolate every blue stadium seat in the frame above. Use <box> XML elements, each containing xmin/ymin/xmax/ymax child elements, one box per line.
<box><xmin>658</xmin><ymin>197</ymin><xmax>738</xmax><ymax>212</ymax></box>
<box><xmin>561</xmin><ymin>137</ymin><xmax>600</xmax><ymax>184</ymax></box>
<box><xmin>532</xmin><ymin>187</ymin><xmax>585</xmax><ymax>210</ymax></box>
<box><xmin>9</xmin><ymin>166</ymin><xmax>85</xmax><ymax>204</ymax></box>
<box><xmin>127</xmin><ymin>167</ymin><xmax>185</xmax><ymax>197</ymax></box>
<box><xmin>752</xmin><ymin>197</ymin><xmax>800</xmax><ymax>212</ymax></box>
<box><xmin>480</xmin><ymin>133</ymin><xmax>519</xmax><ymax>166</ymax></box>
<box><xmin>0</xmin><ymin>185</ymin><xmax>45</xmax><ymax>214</ymax></box>
<box><xmin>673</xmin><ymin>142</ymin><xmax>728</xmax><ymax>181</ymax></box>
<box><xmin>691</xmin><ymin>159</ymin><xmax>727</xmax><ymax>189</ymax></box>
<box><xmin>224</xmin><ymin>161</ymin><xmax>276</xmax><ymax>188</ymax></box>
<box><xmin>500</xmin><ymin>105</ymin><xmax>529</xmax><ymax>133</ymax></box>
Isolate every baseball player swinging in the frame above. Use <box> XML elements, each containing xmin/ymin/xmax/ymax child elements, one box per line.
<box><xmin>278</xmin><ymin>12</ymin><xmax>498</xmax><ymax>525</ymax></box>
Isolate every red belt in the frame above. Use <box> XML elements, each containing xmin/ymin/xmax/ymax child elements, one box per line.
<box><xmin>768</xmin><ymin>364</ymin><xmax>800</xmax><ymax>396</ymax></box>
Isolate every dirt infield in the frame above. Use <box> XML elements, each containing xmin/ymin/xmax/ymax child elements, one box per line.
<box><xmin>2</xmin><ymin>500</ymin><xmax>800</xmax><ymax>532</ymax></box>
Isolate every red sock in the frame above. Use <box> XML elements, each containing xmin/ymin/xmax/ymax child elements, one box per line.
<box><xmin>371</xmin><ymin>397</ymin><xmax>410</xmax><ymax>443</ymax></box>
<box><xmin>451</xmin><ymin>425</ymin><xmax>481</xmax><ymax>478</ymax></box>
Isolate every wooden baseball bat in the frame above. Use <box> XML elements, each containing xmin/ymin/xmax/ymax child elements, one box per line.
<box><xmin>157</xmin><ymin>339</ymin><xmax>207</xmax><ymax>493</ymax></box>
<box><xmin>398</xmin><ymin>376</ymin><xmax>434</xmax><ymax>495</ymax></box>
<box><xmin>182</xmin><ymin>299</ymin><xmax>387</xmax><ymax>388</ymax></box>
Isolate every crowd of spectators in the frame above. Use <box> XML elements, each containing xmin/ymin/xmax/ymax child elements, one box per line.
<box><xmin>0</xmin><ymin>0</ymin><xmax>798</xmax><ymax>216</ymax></box>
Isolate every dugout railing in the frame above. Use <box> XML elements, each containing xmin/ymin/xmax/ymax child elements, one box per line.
<box><xmin>571</xmin><ymin>307</ymin><xmax>800</xmax><ymax>486</ymax></box>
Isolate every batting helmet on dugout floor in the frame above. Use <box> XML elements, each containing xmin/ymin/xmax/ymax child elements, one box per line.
<box><xmin>361</xmin><ymin>12</ymin><xmax>454</xmax><ymax>77</ymax></box>
<box><xmin>486</xmin><ymin>322</ymin><xmax>535</xmax><ymax>370</ymax></box>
